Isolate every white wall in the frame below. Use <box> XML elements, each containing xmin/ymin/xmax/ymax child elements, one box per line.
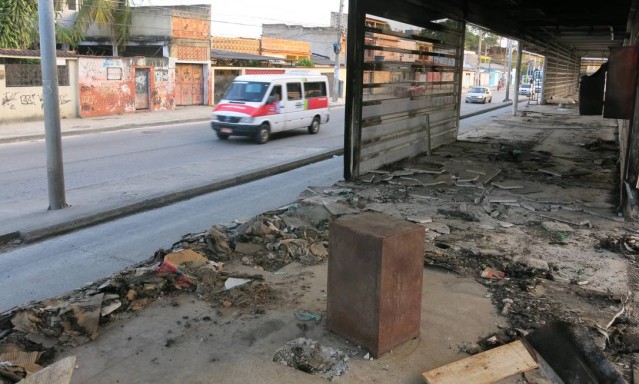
<box><xmin>0</xmin><ymin>61</ymin><xmax>78</xmax><ymax>123</ymax></box>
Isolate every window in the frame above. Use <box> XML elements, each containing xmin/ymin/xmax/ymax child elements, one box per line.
<box><xmin>223</xmin><ymin>81</ymin><xmax>270</xmax><ymax>102</ymax></box>
<box><xmin>107</xmin><ymin>67</ymin><xmax>122</xmax><ymax>80</ymax></box>
<box><xmin>286</xmin><ymin>83</ymin><xmax>302</xmax><ymax>100</ymax></box>
<box><xmin>304</xmin><ymin>81</ymin><xmax>327</xmax><ymax>98</ymax></box>
<box><xmin>5</xmin><ymin>64</ymin><xmax>69</xmax><ymax>87</ymax></box>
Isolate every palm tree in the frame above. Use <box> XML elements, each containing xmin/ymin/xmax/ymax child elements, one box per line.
<box><xmin>0</xmin><ymin>0</ymin><xmax>38</xmax><ymax>49</ymax></box>
<box><xmin>73</xmin><ymin>0</ymin><xmax>132</xmax><ymax>56</ymax></box>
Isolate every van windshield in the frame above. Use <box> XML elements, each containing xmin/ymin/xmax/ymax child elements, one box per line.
<box><xmin>520</xmin><ymin>84</ymin><xmax>531</xmax><ymax>88</ymax></box>
<box><xmin>224</xmin><ymin>81</ymin><xmax>270</xmax><ymax>102</ymax></box>
<box><xmin>469</xmin><ymin>87</ymin><xmax>486</xmax><ymax>93</ymax></box>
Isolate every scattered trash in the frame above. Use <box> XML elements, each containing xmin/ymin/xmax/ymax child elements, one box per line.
<box><xmin>273</xmin><ymin>338</ymin><xmax>349</xmax><ymax>380</ymax></box>
<box><xmin>17</xmin><ymin>356</ymin><xmax>76</xmax><ymax>384</ymax></box>
<box><xmin>224</xmin><ymin>278</ymin><xmax>252</xmax><ymax>290</ymax></box>
<box><xmin>501</xmin><ymin>298</ymin><xmax>514</xmax><ymax>315</ymax></box>
<box><xmin>295</xmin><ymin>311</ymin><xmax>322</xmax><ymax>322</ymax></box>
<box><xmin>481</xmin><ymin>267</ymin><xmax>505</xmax><ymax>280</ymax></box>
<box><xmin>458</xmin><ymin>340</ymin><xmax>482</xmax><ymax>355</ymax></box>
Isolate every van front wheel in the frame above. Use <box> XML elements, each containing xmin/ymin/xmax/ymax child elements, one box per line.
<box><xmin>308</xmin><ymin>117</ymin><xmax>320</xmax><ymax>135</ymax></box>
<box><xmin>255</xmin><ymin>124</ymin><xmax>270</xmax><ymax>144</ymax></box>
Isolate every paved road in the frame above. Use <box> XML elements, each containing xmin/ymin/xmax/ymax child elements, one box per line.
<box><xmin>0</xmin><ymin>156</ymin><xmax>344</xmax><ymax>313</ymax></box>
<box><xmin>0</xmin><ymin>88</ymin><xmax>523</xmax><ymax>243</ymax></box>
<box><xmin>0</xmin><ymin>107</ymin><xmax>346</xmax><ymax>240</ymax></box>
<box><xmin>0</xmin><ymin>109</ymin><xmax>518</xmax><ymax>312</ymax></box>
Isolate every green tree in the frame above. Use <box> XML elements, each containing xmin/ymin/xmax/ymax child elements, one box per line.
<box><xmin>295</xmin><ymin>57</ymin><xmax>315</xmax><ymax>67</ymax></box>
<box><xmin>0</xmin><ymin>0</ymin><xmax>86</xmax><ymax>50</ymax></box>
<box><xmin>0</xmin><ymin>0</ymin><xmax>38</xmax><ymax>49</ymax></box>
<box><xmin>73</xmin><ymin>0</ymin><xmax>132</xmax><ymax>56</ymax></box>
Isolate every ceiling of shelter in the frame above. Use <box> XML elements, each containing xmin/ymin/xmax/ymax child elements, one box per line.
<box><xmin>457</xmin><ymin>0</ymin><xmax>634</xmax><ymax>57</ymax></box>
<box><xmin>365</xmin><ymin>0</ymin><xmax>635</xmax><ymax>58</ymax></box>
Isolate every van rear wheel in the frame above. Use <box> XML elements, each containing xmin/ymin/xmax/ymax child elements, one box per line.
<box><xmin>255</xmin><ymin>124</ymin><xmax>270</xmax><ymax>144</ymax></box>
<box><xmin>308</xmin><ymin>116</ymin><xmax>320</xmax><ymax>135</ymax></box>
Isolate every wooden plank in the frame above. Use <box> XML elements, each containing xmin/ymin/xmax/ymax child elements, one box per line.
<box><xmin>17</xmin><ymin>356</ymin><xmax>76</xmax><ymax>384</ymax></box>
<box><xmin>422</xmin><ymin>340</ymin><xmax>538</xmax><ymax>384</ymax></box>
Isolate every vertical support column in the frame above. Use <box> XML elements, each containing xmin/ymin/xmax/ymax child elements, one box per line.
<box><xmin>38</xmin><ymin>0</ymin><xmax>67</xmax><ymax>210</ymax></box>
<box><xmin>453</xmin><ymin>20</ymin><xmax>466</xmax><ymax>138</ymax></box>
<box><xmin>344</xmin><ymin>0</ymin><xmax>365</xmax><ymax>180</ymax></box>
<box><xmin>513</xmin><ymin>41</ymin><xmax>523</xmax><ymax>117</ymax></box>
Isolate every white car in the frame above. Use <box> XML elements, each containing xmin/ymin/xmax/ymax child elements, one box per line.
<box><xmin>465</xmin><ymin>86</ymin><xmax>492</xmax><ymax>104</ymax></box>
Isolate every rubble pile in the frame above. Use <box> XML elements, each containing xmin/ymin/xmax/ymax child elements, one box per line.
<box><xmin>0</xmin><ymin>193</ymin><xmax>359</xmax><ymax>382</ymax></box>
<box><xmin>2</xmin><ymin>106</ymin><xmax>638</xmax><ymax>382</ymax></box>
<box><xmin>337</xmin><ymin>118</ymin><xmax>638</xmax><ymax>378</ymax></box>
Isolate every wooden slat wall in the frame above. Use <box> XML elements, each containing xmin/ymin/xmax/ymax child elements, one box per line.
<box><xmin>356</xmin><ymin>16</ymin><xmax>463</xmax><ymax>175</ymax></box>
<box><xmin>543</xmin><ymin>43</ymin><xmax>580</xmax><ymax>100</ymax></box>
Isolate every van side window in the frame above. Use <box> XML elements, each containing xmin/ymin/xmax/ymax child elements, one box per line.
<box><xmin>286</xmin><ymin>83</ymin><xmax>302</xmax><ymax>101</ymax></box>
<box><xmin>304</xmin><ymin>82</ymin><xmax>327</xmax><ymax>98</ymax></box>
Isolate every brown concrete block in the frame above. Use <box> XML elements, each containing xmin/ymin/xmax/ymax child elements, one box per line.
<box><xmin>327</xmin><ymin>212</ymin><xmax>425</xmax><ymax>357</ymax></box>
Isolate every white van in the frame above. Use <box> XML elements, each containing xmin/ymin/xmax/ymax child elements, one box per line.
<box><xmin>211</xmin><ymin>70</ymin><xmax>330</xmax><ymax>144</ymax></box>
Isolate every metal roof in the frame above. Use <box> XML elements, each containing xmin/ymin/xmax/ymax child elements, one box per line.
<box><xmin>0</xmin><ymin>49</ymin><xmax>79</xmax><ymax>58</ymax></box>
<box><xmin>210</xmin><ymin>49</ymin><xmax>281</xmax><ymax>61</ymax></box>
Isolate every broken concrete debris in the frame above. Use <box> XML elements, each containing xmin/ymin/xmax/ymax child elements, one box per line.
<box><xmin>273</xmin><ymin>338</ymin><xmax>350</xmax><ymax>380</ymax></box>
<box><xmin>2</xmin><ymin>105</ymin><xmax>637</xmax><ymax>382</ymax></box>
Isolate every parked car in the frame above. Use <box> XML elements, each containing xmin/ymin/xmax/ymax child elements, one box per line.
<box><xmin>465</xmin><ymin>86</ymin><xmax>492</xmax><ymax>104</ymax></box>
<box><xmin>519</xmin><ymin>83</ymin><xmax>533</xmax><ymax>96</ymax></box>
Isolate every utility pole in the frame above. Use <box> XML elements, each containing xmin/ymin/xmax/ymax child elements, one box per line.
<box><xmin>332</xmin><ymin>0</ymin><xmax>344</xmax><ymax>102</ymax></box>
<box><xmin>475</xmin><ymin>30</ymin><xmax>482</xmax><ymax>86</ymax></box>
<box><xmin>503</xmin><ymin>38</ymin><xmax>513</xmax><ymax>102</ymax></box>
<box><xmin>38</xmin><ymin>0</ymin><xmax>67</xmax><ymax>210</ymax></box>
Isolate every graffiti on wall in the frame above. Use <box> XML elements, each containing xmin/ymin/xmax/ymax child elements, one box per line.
<box><xmin>2</xmin><ymin>92</ymin><xmax>19</xmax><ymax>110</ymax></box>
<box><xmin>81</xmin><ymin>61</ymin><xmax>100</xmax><ymax>81</ymax></box>
<box><xmin>1</xmin><ymin>91</ymin><xmax>69</xmax><ymax>110</ymax></box>
<box><xmin>146</xmin><ymin>58</ymin><xmax>169</xmax><ymax>69</ymax></box>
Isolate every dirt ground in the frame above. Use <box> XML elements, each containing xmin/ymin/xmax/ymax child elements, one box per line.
<box><xmin>2</xmin><ymin>102</ymin><xmax>638</xmax><ymax>383</ymax></box>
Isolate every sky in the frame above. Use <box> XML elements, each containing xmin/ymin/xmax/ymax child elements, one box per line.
<box><xmin>138</xmin><ymin>0</ymin><xmax>348</xmax><ymax>38</ymax></box>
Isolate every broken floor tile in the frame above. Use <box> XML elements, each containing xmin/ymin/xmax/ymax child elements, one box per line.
<box><xmin>541</xmin><ymin>221</ymin><xmax>575</xmax><ymax>233</ymax></box>
<box><xmin>323</xmin><ymin>201</ymin><xmax>360</xmax><ymax>216</ymax></box>
<box><xmin>392</xmin><ymin>177</ymin><xmax>421</xmax><ymax>187</ymax></box>
<box><xmin>392</xmin><ymin>169</ymin><xmax>415</xmax><ymax>177</ymax></box>
<box><xmin>234</xmin><ymin>242</ymin><xmax>264</xmax><ymax>255</ymax></box>
<box><xmin>407</xmin><ymin>216</ymin><xmax>433</xmax><ymax>224</ymax></box>
<box><xmin>492</xmin><ymin>181</ymin><xmax>524</xmax><ymax>190</ymax></box>
<box><xmin>411</xmin><ymin>173</ymin><xmax>442</xmax><ymax>186</ymax></box>
<box><xmin>358</xmin><ymin>173</ymin><xmax>376</xmax><ymax>183</ymax></box>
<box><xmin>422</xmin><ymin>222</ymin><xmax>451</xmax><ymax>235</ymax></box>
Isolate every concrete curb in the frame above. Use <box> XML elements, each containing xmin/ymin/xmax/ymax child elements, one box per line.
<box><xmin>17</xmin><ymin>148</ymin><xmax>344</xmax><ymax>244</ymax></box>
<box><xmin>459</xmin><ymin>101</ymin><xmax>513</xmax><ymax>119</ymax></box>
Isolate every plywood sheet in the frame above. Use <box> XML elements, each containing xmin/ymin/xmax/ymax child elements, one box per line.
<box><xmin>422</xmin><ymin>340</ymin><xmax>538</xmax><ymax>384</ymax></box>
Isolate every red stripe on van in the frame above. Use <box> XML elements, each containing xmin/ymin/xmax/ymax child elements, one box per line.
<box><xmin>307</xmin><ymin>97</ymin><xmax>328</xmax><ymax>110</ymax></box>
<box><xmin>214</xmin><ymin>104</ymin><xmax>257</xmax><ymax>114</ymax></box>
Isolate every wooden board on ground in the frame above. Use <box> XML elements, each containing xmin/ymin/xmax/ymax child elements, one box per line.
<box><xmin>17</xmin><ymin>356</ymin><xmax>76</xmax><ymax>384</ymax></box>
<box><xmin>422</xmin><ymin>340</ymin><xmax>538</xmax><ymax>384</ymax></box>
